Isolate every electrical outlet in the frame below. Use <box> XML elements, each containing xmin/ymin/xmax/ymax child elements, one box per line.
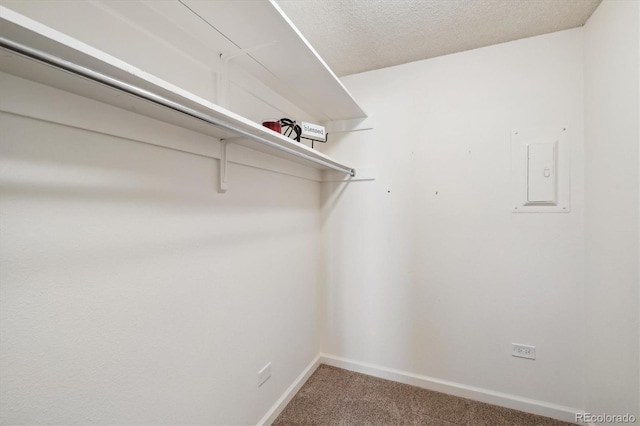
<box><xmin>512</xmin><ymin>343</ymin><xmax>536</xmax><ymax>360</ymax></box>
<box><xmin>257</xmin><ymin>362</ymin><xmax>271</xmax><ymax>387</ymax></box>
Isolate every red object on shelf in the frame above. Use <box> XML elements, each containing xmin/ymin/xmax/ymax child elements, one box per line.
<box><xmin>262</xmin><ymin>120</ymin><xmax>281</xmax><ymax>133</ymax></box>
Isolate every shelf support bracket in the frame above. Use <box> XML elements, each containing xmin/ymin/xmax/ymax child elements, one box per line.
<box><xmin>218</xmin><ymin>141</ymin><xmax>229</xmax><ymax>193</ymax></box>
<box><xmin>217</xmin><ymin>41</ymin><xmax>277</xmax><ymax>108</ymax></box>
<box><xmin>323</xmin><ymin>116</ymin><xmax>374</xmax><ymax>134</ymax></box>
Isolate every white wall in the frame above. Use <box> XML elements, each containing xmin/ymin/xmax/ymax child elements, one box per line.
<box><xmin>321</xmin><ymin>28</ymin><xmax>585</xmax><ymax>415</ymax></box>
<box><xmin>0</xmin><ymin>2</ymin><xmax>323</xmax><ymax>424</ymax></box>
<box><xmin>583</xmin><ymin>0</ymin><xmax>639</xmax><ymax>421</ymax></box>
<box><xmin>3</xmin><ymin>1</ymin><xmax>638</xmax><ymax>424</ymax></box>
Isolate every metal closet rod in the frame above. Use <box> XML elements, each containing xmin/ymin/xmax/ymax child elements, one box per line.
<box><xmin>0</xmin><ymin>36</ymin><xmax>356</xmax><ymax>177</ymax></box>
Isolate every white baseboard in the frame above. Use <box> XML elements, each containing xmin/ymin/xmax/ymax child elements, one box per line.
<box><xmin>257</xmin><ymin>354</ymin><xmax>321</xmax><ymax>426</ymax></box>
<box><xmin>319</xmin><ymin>353</ymin><xmax>582</xmax><ymax>424</ymax></box>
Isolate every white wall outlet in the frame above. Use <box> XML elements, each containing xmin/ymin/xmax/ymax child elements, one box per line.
<box><xmin>512</xmin><ymin>343</ymin><xmax>536</xmax><ymax>359</ymax></box>
<box><xmin>257</xmin><ymin>362</ymin><xmax>271</xmax><ymax>387</ymax></box>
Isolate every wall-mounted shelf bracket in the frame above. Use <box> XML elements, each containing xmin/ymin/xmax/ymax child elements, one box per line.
<box><xmin>218</xmin><ymin>140</ymin><xmax>229</xmax><ymax>193</ymax></box>
<box><xmin>217</xmin><ymin>41</ymin><xmax>277</xmax><ymax>109</ymax></box>
<box><xmin>323</xmin><ymin>116</ymin><xmax>374</xmax><ymax>134</ymax></box>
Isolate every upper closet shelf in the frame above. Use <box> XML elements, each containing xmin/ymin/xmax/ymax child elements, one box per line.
<box><xmin>0</xmin><ymin>6</ymin><xmax>356</xmax><ymax>179</ymax></box>
<box><xmin>176</xmin><ymin>0</ymin><xmax>367</xmax><ymax>122</ymax></box>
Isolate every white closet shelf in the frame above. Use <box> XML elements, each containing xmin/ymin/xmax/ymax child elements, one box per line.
<box><xmin>175</xmin><ymin>0</ymin><xmax>368</xmax><ymax>122</ymax></box>
<box><xmin>0</xmin><ymin>7</ymin><xmax>356</xmax><ymax>178</ymax></box>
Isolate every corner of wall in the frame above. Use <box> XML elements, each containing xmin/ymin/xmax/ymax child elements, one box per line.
<box><xmin>583</xmin><ymin>0</ymin><xmax>640</xmax><ymax>420</ymax></box>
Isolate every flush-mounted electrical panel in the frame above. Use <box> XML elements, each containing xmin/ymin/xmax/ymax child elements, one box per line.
<box><xmin>526</xmin><ymin>141</ymin><xmax>557</xmax><ymax>204</ymax></box>
<box><xmin>511</xmin><ymin>127</ymin><xmax>570</xmax><ymax>213</ymax></box>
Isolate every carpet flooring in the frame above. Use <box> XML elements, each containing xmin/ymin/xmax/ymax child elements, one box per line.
<box><xmin>273</xmin><ymin>365</ymin><xmax>575</xmax><ymax>426</ymax></box>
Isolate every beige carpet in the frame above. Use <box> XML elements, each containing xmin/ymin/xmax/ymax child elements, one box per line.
<box><xmin>273</xmin><ymin>365</ymin><xmax>575</xmax><ymax>426</ymax></box>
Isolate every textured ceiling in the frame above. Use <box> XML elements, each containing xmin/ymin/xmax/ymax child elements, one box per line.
<box><xmin>275</xmin><ymin>0</ymin><xmax>602</xmax><ymax>77</ymax></box>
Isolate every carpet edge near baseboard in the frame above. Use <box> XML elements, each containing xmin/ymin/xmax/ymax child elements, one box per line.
<box><xmin>318</xmin><ymin>352</ymin><xmax>583</xmax><ymax>424</ymax></box>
